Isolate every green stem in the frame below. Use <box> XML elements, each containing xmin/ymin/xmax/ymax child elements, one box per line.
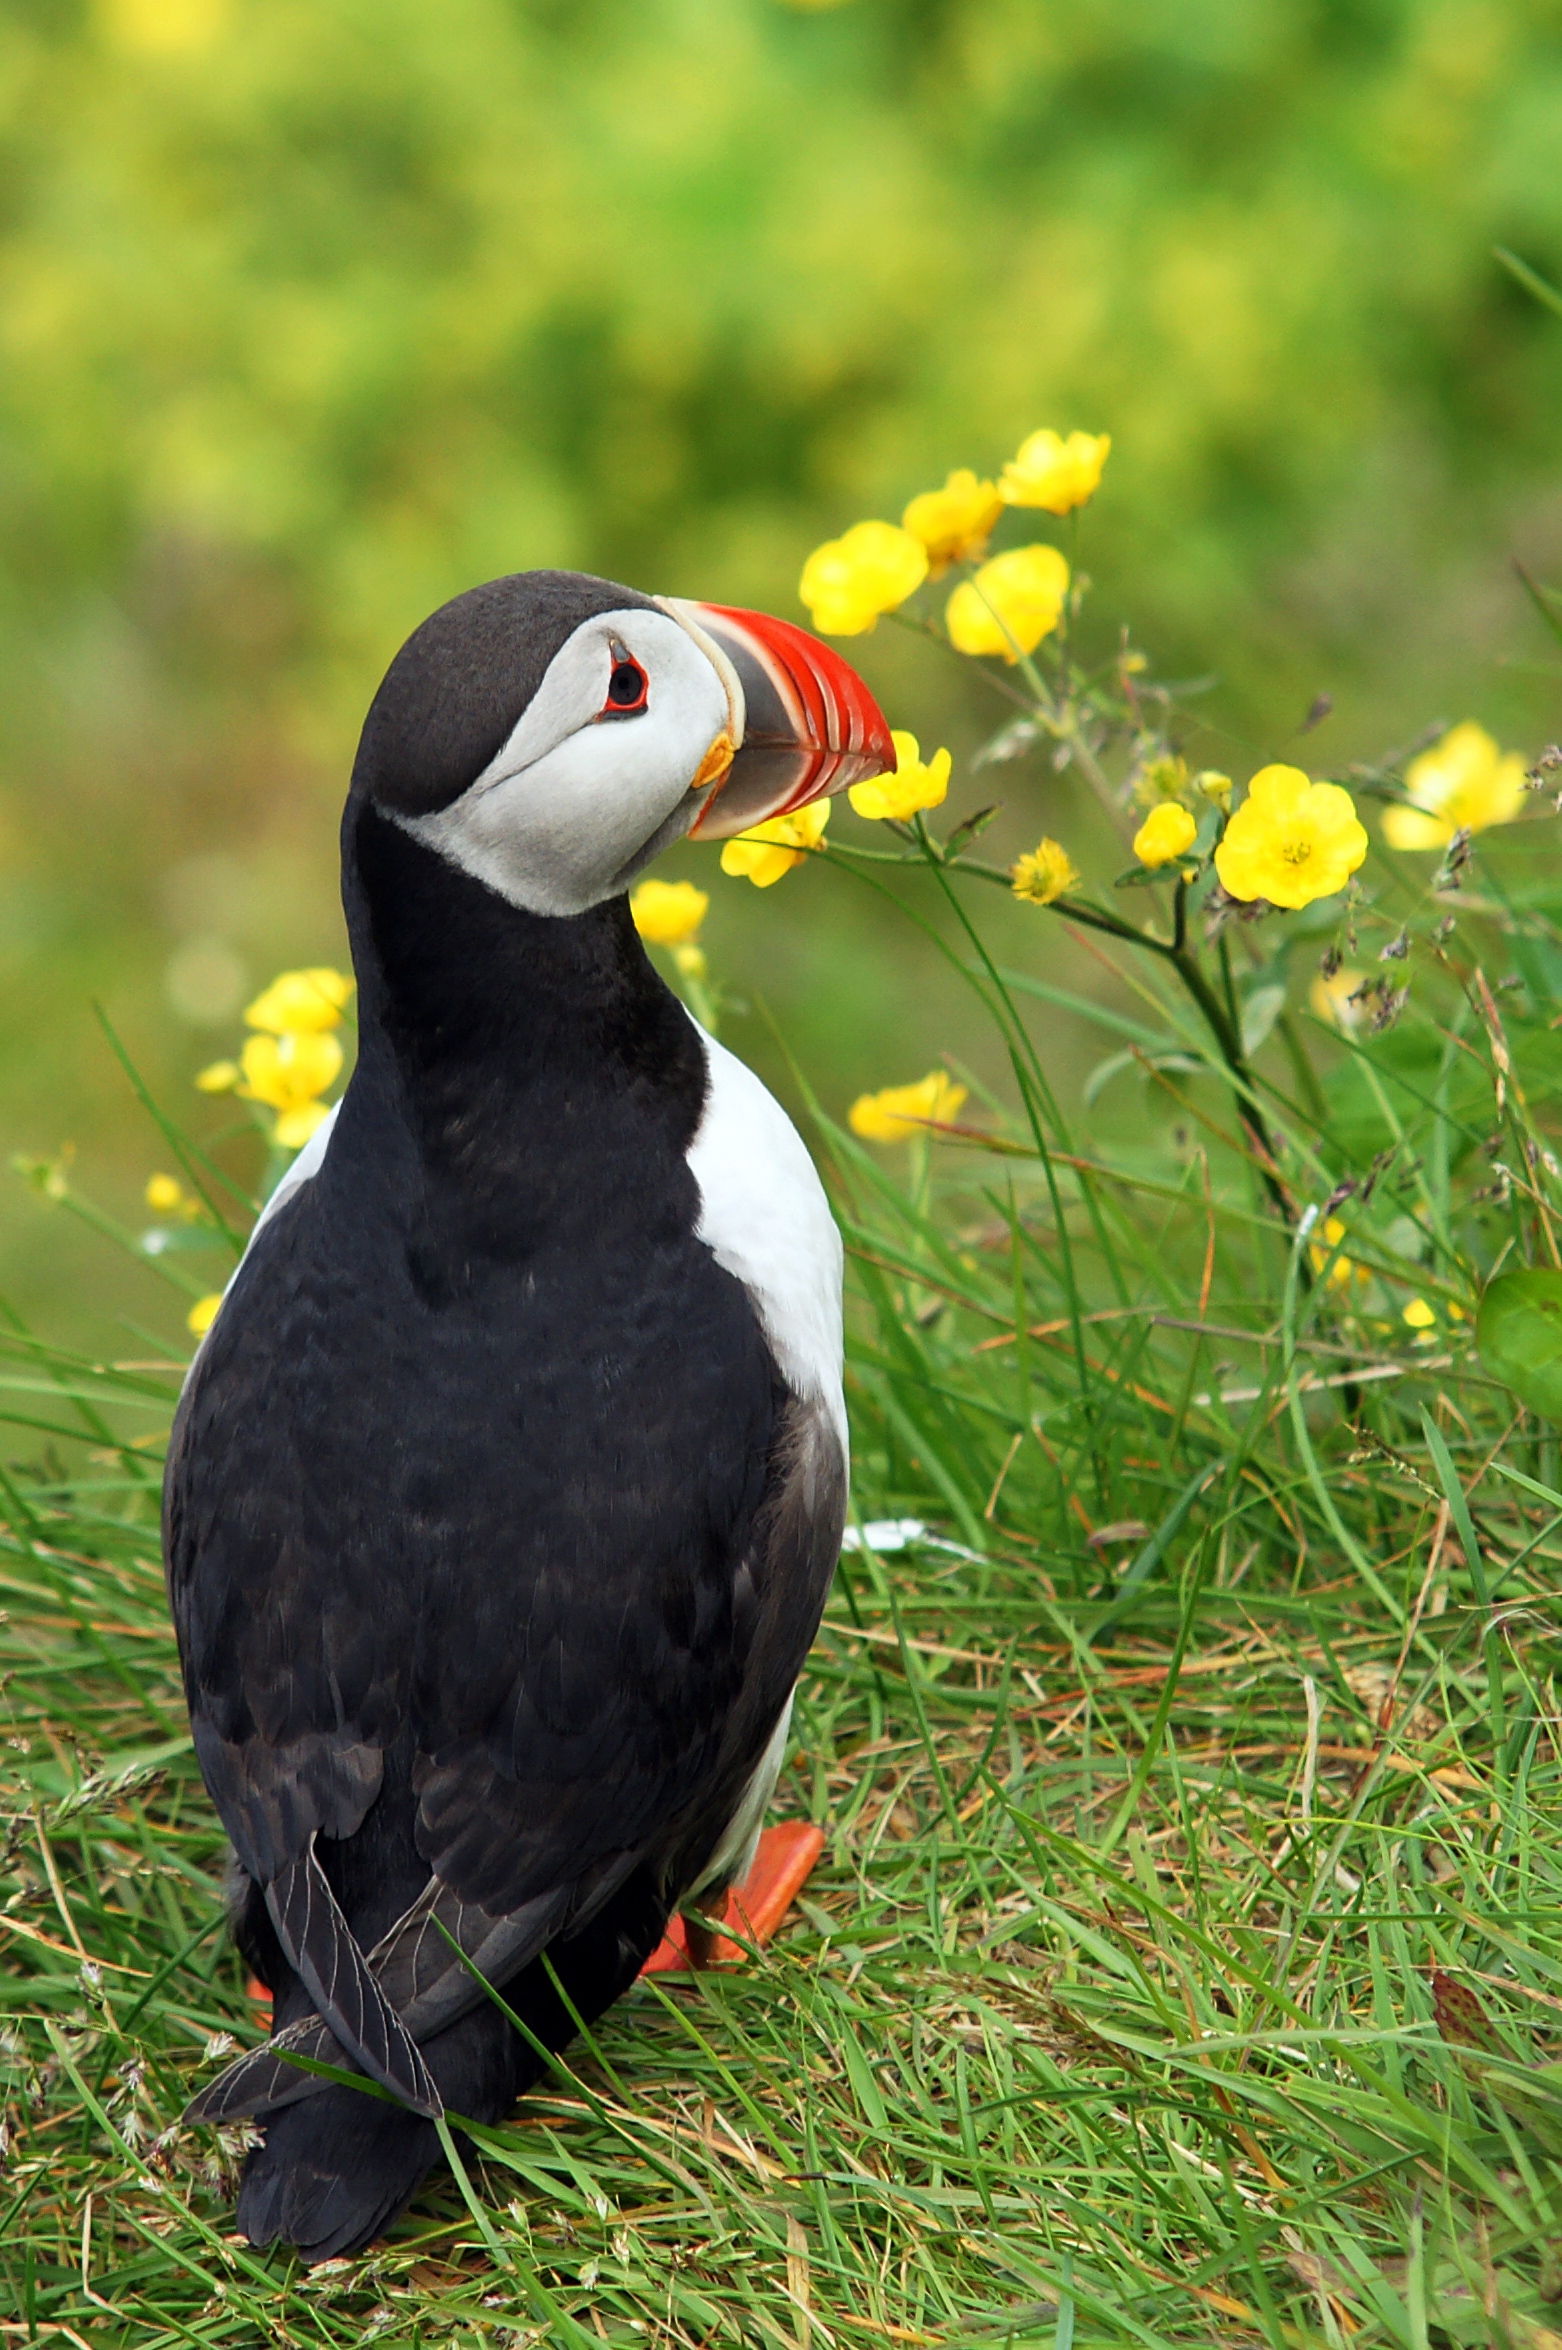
<box><xmin>826</xmin><ymin>838</ymin><xmax>1293</xmax><ymax>1225</ymax></box>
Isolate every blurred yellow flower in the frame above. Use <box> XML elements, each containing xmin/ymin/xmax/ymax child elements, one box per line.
<box><xmin>195</xmin><ymin>1059</ymin><xmax>239</xmax><ymax>1093</ymax></box>
<box><xmin>1381</xmin><ymin>721</ymin><xmax>1527</xmax><ymax>850</ymax></box>
<box><xmin>245</xmin><ymin>967</ymin><xmax>354</xmax><ymax>1035</ymax></box>
<box><xmin>673</xmin><ymin>942</ymin><xmax>707</xmax><ymax>981</ymax></box>
<box><xmin>1309</xmin><ymin>966</ymin><xmax>1366</xmax><ymax>1031</ymax></box>
<box><xmin>1309</xmin><ymin>1217</ymin><xmax>1370</xmax><ymax>1292</ymax></box>
<box><xmin>100</xmin><ymin>0</ymin><xmax>230</xmax><ymax>55</ymax></box>
<box><xmin>1402</xmin><ymin>1297</ymin><xmax>1436</xmax><ymax>1329</ymax></box>
<box><xmin>237</xmin><ymin>1031</ymin><xmax>342</xmax><ymax>1148</ymax></box>
<box><xmin>946</xmin><ymin>545</ymin><xmax>1069</xmax><ymax>661</ymax></box>
<box><xmin>1010</xmin><ymin>838</ymin><xmax>1079</xmax><ymax>906</ymax></box>
<box><xmin>849</xmin><ymin>1070</ymin><xmax>968</xmax><ymax>1143</ymax></box>
<box><xmin>187</xmin><ymin>1292</ymin><xmax>223</xmax><ymax>1338</ymax></box>
<box><xmin>1215</xmin><ymin>765</ymin><xmax>1368</xmax><ymax>910</ymax></box>
<box><xmin>901</xmin><ymin>471</ymin><xmax>1003</xmax><ymax>574</ymax></box>
<box><xmin>631</xmin><ymin>878</ymin><xmax>709</xmax><ymax>945</ymax></box>
<box><xmin>1133</xmin><ymin>804</ymin><xmax>1197</xmax><ymax>868</ymax></box>
<box><xmin>1134</xmin><ymin>752</ymin><xmax>1189</xmax><ymax>807</ymax></box>
<box><xmin>999</xmin><ymin>429</ymin><xmax>1111</xmax><ymax>515</ymax></box>
<box><xmin>1194</xmin><ymin>769</ymin><xmax>1234</xmax><ymax>811</ymax></box>
<box><xmin>145</xmin><ymin>1172</ymin><xmax>184</xmax><ymax>1215</ymax></box>
<box><xmin>798</xmin><ymin>521</ymin><xmax>928</xmax><ymax>635</ymax></box>
<box><xmin>850</xmin><ymin>730</ymin><xmax>951</xmax><ymax>822</ymax></box>
<box><xmin>719</xmin><ymin>800</ymin><xmax>830</xmax><ymax>888</ymax></box>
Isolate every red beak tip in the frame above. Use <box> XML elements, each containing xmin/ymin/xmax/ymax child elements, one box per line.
<box><xmin>689</xmin><ymin>601</ymin><xmax>895</xmax><ymax>814</ymax></box>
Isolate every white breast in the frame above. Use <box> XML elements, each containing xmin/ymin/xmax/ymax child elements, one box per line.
<box><xmin>685</xmin><ymin>1021</ymin><xmax>847</xmax><ymax>1455</ymax></box>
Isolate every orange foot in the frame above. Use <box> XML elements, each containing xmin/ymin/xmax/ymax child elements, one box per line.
<box><xmin>242</xmin><ymin>1821</ymin><xmax>826</xmax><ymax>2015</ymax></box>
<box><xmin>640</xmin><ymin>1820</ymin><xmax>826</xmax><ymax>1976</ymax></box>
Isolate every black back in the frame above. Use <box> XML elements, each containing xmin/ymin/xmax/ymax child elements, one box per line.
<box><xmin>166</xmin><ymin>806</ymin><xmax>807</xmax><ymax>1918</ymax></box>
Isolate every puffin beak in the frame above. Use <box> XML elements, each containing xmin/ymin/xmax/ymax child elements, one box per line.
<box><xmin>662</xmin><ymin>600</ymin><xmax>896</xmax><ymax>840</ymax></box>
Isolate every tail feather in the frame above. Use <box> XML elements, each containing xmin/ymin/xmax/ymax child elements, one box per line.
<box><xmin>187</xmin><ymin>1877</ymin><xmax>582</xmax><ymax>2126</ymax></box>
<box><xmin>233</xmin><ymin>1869</ymin><xmax>668</xmax><ymax>2262</ymax></box>
<box><xmin>266</xmin><ymin>1841</ymin><xmax>440</xmax><ymax>2118</ymax></box>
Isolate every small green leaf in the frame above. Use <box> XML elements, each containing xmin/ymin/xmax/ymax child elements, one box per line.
<box><xmin>1241</xmin><ymin>983</ymin><xmax>1288</xmax><ymax>1057</ymax></box>
<box><xmin>1477</xmin><ymin>1268</ymin><xmax>1562</xmax><ymax>1420</ymax></box>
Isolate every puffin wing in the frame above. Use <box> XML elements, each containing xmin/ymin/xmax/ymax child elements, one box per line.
<box><xmin>171</xmin><ymin>1145</ymin><xmax>843</xmax><ymax>2118</ymax></box>
<box><xmin>185</xmin><ymin>1388</ymin><xmax>843</xmax><ymax>2124</ymax></box>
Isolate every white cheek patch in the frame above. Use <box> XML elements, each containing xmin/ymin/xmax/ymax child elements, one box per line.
<box><xmin>389</xmin><ymin>608</ymin><xmax>730</xmax><ymax>917</ymax></box>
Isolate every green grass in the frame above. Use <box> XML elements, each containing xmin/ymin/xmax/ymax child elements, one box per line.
<box><xmin>7</xmin><ymin>801</ymin><xmax>1562</xmax><ymax>2345</ymax></box>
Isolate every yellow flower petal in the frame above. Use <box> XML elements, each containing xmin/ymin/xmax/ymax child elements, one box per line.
<box><xmin>1133</xmin><ymin>803</ymin><xmax>1197</xmax><ymax>868</ymax></box>
<box><xmin>1214</xmin><ymin>765</ymin><xmax>1368</xmax><ymax>911</ymax></box>
<box><xmin>1309</xmin><ymin>1216</ymin><xmax>1370</xmax><ymax>1291</ymax></box>
<box><xmin>145</xmin><ymin>1172</ymin><xmax>184</xmax><ymax>1214</ymax></box>
<box><xmin>1402</xmin><ymin>1298</ymin><xmax>1436</xmax><ymax>1329</ymax></box>
<box><xmin>187</xmin><ymin>1292</ymin><xmax>223</xmax><ymax>1338</ymax></box>
<box><xmin>946</xmin><ymin>545</ymin><xmax>1069</xmax><ymax>661</ymax></box>
<box><xmin>1010</xmin><ymin>838</ymin><xmax>1079</xmax><ymax>906</ymax></box>
<box><xmin>237</xmin><ymin>1029</ymin><xmax>343</xmax><ymax>1113</ymax></box>
<box><xmin>849</xmin><ymin>730</ymin><xmax>952</xmax><ymax>822</ymax></box>
<box><xmin>194</xmin><ymin>1058</ymin><xmax>239</xmax><ymax>1093</ymax></box>
<box><xmin>630</xmin><ymin>878</ymin><xmax>709</xmax><ymax>946</ymax></box>
<box><xmin>798</xmin><ymin>521</ymin><xmax>928</xmax><ymax>636</ymax></box>
<box><xmin>1309</xmin><ymin>967</ymin><xmax>1366</xmax><ymax>1031</ymax></box>
<box><xmin>274</xmin><ymin>1102</ymin><xmax>332</xmax><ymax>1149</ymax></box>
<box><xmin>1382</xmin><ymin>721</ymin><xmax>1528</xmax><ymax>849</ymax></box>
<box><xmin>849</xmin><ymin>1071</ymin><xmax>968</xmax><ymax>1143</ymax></box>
<box><xmin>999</xmin><ymin>429</ymin><xmax>1111</xmax><ymax>515</ymax></box>
<box><xmin>719</xmin><ymin>800</ymin><xmax>830</xmax><ymax>888</ymax></box>
<box><xmin>900</xmin><ymin>470</ymin><xmax>1003</xmax><ymax>574</ymax></box>
<box><xmin>244</xmin><ymin>967</ymin><xmax>354</xmax><ymax>1035</ymax></box>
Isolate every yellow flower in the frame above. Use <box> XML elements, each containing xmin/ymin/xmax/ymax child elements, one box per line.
<box><xmin>1402</xmin><ymin>1297</ymin><xmax>1436</xmax><ymax>1329</ymax></box>
<box><xmin>849</xmin><ymin>1070</ymin><xmax>969</xmax><ymax>1143</ymax></box>
<box><xmin>1134</xmin><ymin>752</ymin><xmax>1189</xmax><ymax>808</ymax></box>
<box><xmin>1194</xmin><ymin>769</ymin><xmax>1234</xmax><ymax>811</ymax></box>
<box><xmin>1133</xmin><ymin>803</ymin><xmax>1197</xmax><ymax>868</ymax></box>
<box><xmin>901</xmin><ymin>470</ymin><xmax>1003</xmax><ymax>574</ymax></box>
<box><xmin>999</xmin><ymin>429</ymin><xmax>1111</xmax><ymax>515</ymax></box>
<box><xmin>798</xmin><ymin>521</ymin><xmax>928</xmax><ymax>636</ymax></box>
<box><xmin>244</xmin><ymin>967</ymin><xmax>354</xmax><ymax>1035</ymax></box>
<box><xmin>1309</xmin><ymin>967</ymin><xmax>1366</xmax><ymax>1031</ymax></box>
<box><xmin>631</xmin><ymin>878</ymin><xmax>709</xmax><ymax>946</ymax></box>
<box><xmin>719</xmin><ymin>800</ymin><xmax>830</xmax><ymax>888</ymax></box>
<box><xmin>1214</xmin><ymin>765</ymin><xmax>1368</xmax><ymax>911</ymax></box>
<box><xmin>1381</xmin><ymin>721</ymin><xmax>1528</xmax><ymax>850</ymax></box>
<box><xmin>1309</xmin><ymin>1217</ymin><xmax>1370</xmax><ymax>1292</ymax></box>
<box><xmin>145</xmin><ymin>1172</ymin><xmax>184</xmax><ymax>1215</ymax></box>
<box><xmin>237</xmin><ymin>1031</ymin><xmax>342</xmax><ymax>1147</ymax></box>
<box><xmin>1010</xmin><ymin>838</ymin><xmax>1079</xmax><ymax>905</ymax></box>
<box><xmin>849</xmin><ymin>730</ymin><xmax>952</xmax><ymax>822</ymax></box>
<box><xmin>195</xmin><ymin>1058</ymin><xmax>239</xmax><ymax>1093</ymax></box>
<box><xmin>187</xmin><ymin>1292</ymin><xmax>223</xmax><ymax>1338</ymax></box>
<box><xmin>946</xmin><ymin>545</ymin><xmax>1070</xmax><ymax>661</ymax></box>
<box><xmin>101</xmin><ymin>0</ymin><xmax>230</xmax><ymax>56</ymax></box>
<box><xmin>275</xmin><ymin>1103</ymin><xmax>331</xmax><ymax>1149</ymax></box>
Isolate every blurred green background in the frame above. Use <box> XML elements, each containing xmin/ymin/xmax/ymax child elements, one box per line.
<box><xmin>4</xmin><ymin>0</ymin><xmax>1562</xmax><ymax>1342</ymax></box>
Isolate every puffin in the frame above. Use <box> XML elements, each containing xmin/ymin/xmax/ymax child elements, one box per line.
<box><xmin>167</xmin><ymin>571</ymin><xmax>894</xmax><ymax>2261</ymax></box>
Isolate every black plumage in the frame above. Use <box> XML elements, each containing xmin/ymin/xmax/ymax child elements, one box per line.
<box><xmin>167</xmin><ymin>575</ymin><xmax>846</xmax><ymax>2258</ymax></box>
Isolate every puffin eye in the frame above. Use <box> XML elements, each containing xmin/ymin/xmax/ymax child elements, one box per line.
<box><xmin>601</xmin><ymin>653</ymin><xmax>650</xmax><ymax>716</ymax></box>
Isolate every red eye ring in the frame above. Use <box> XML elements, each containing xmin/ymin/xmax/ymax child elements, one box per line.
<box><xmin>601</xmin><ymin>651</ymin><xmax>649</xmax><ymax>717</ymax></box>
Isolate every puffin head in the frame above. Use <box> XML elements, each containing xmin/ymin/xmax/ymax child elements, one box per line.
<box><xmin>349</xmin><ymin>569</ymin><xmax>895</xmax><ymax>918</ymax></box>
